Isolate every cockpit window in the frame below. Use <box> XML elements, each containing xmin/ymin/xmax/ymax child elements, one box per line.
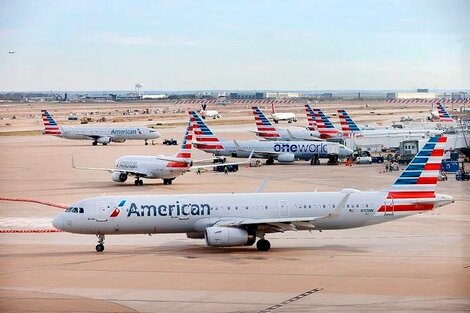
<box><xmin>65</xmin><ymin>207</ymin><xmax>84</xmax><ymax>213</ymax></box>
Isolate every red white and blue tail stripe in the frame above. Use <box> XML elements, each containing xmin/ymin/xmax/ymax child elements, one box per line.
<box><xmin>190</xmin><ymin>111</ymin><xmax>224</xmax><ymax>151</ymax></box>
<box><xmin>378</xmin><ymin>135</ymin><xmax>447</xmax><ymax>214</ymax></box>
<box><xmin>437</xmin><ymin>102</ymin><xmax>455</xmax><ymax>122</ymax></box>
<box><xmin>41</xmin><ymin>109</ymin><xmax>61</xmax><ymax>135</ymax></box>
<box><xmin>252</xmin><ymin>106</ymin><xmax>280</xmax><ymax>139</ymax></box>
<box><xmin>305</xmin><ymin>104</ymin><xmax>340</xmax><ymax>139</ymax></box>
<box><xmin>337</xmin><ymin>110</ymin><xmax>361</xmax><ymax>134</ymax></box>
<box><xmin>167</xmin><ymin>119</ymin><xmax>193</xmax><ymax>168</ymax></box>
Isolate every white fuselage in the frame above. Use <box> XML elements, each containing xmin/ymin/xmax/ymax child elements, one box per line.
<box><xmin>52</xmin><ymin>190</ymin><xmax>447</xmax><ymax>236</ymax></box>
<box><xmin>59</xmin><ymin>126</ymin><xmax>160</xmax><ymax>142</ymax></box>
<box><xmin>272</xmin><ymin>112</ymin><xmax>296</xmax><ymax>122</ymax></box>
<box><xmin>195</xmin><ymin>139</ymin><xmax>353</xmax><ymax>161</ymax></box>
<box><xmin>115</xmin><ymin>155</ymin><xmax>188</xmax><ymax>180</ymax></box>
<box><xmin>200</xmin><ymin>110</ymin><xmax>220</xmax><ymax>119</ymax></box>
<box><xmin>258</xmin><ymin>127</ymin><xmax>321</xmax><ymax>141</ymax></box>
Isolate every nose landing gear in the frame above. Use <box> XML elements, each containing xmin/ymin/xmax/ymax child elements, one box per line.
<box><xmin>96</xmin><ymin>234</ymin><xmax>105</xmax><ymax>252</ymax></box>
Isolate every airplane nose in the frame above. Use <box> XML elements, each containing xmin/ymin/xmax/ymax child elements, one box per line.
<box><xmin>52</xmin><ymin>215</ymin><xmax>63</xmax><ymax>230</ymax></box>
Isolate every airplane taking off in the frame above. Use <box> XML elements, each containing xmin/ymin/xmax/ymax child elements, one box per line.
<box><xmin>251</xmin><ymin>106</ymin><xmax>320</xmax><ymax>141</ymax></box>
<box><xmin>199</xmin><ymin>104</ymin><xmax>220</xmax><ymax>119</ymax></box>
<box><xmin>41</xmin><ymin>109</ymin><xmax>160</xmax><ymax>145</ymax></box>
<box><xmin>52</xmin><ymin>135</ymin><xmax>453</xmax><ymax>252</ymax></box>
<box><xmin>271</xmin><ymin>102</ymin><xmax>297</xmax><ymax>123</ymax></box>
<box><xmin>305</xmin><ymin>104</ymin><xmax>342</xmax><ymax>139</ymax></box>
<box><xmin>73</xmin><ymin>117</ymin><xmax>253</xmax><ymax>186</ymax></box>
<box><xmin>191</xmin><ymin>111</ymin><xmax>352</xmax><ymax>164</ymax></box>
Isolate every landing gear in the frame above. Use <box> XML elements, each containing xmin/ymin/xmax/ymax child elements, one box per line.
<box><xmin>256</xmin><ymin>239</ymin><xmax>271</xmax><ymax>251</ymax></box>
<box><xmin>163</xmin><ymin>178</ymin><xmax>174</xmax><ymax>185</ymax></box>
<box><xmin>310</xmin><ymin>155</ymin><xmax>320</xmax><ymax>165</ymax></box>
<box><xmin>102</xmin><ymin>142</ymin><xmax>107</xmax><ymax>146</ymax></box>
<box><xmin>145</xmin><ymin>140</ymin><xmax>149</xmax><ymax>146</ymax></box>
<box><xmin>92</xmin><ymin>141</ymin><xmax>98</xmax><ymax>146</ymax></box>
<box><xmin>266</xmin><ymin>158</ymin><xmax>275</xmax><ymax>165</ymax></box>
<box><xmin>134</xmin><ymin>178</ymin><xmax>143</xmax><ymax>186</ymax></box>
<box><xmin>96</xmin><ymin>234</ymin><xmax>105</xmax><ymax>252</ymax></box>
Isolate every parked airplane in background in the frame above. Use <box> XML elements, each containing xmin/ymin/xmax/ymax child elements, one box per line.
<box><xmin>191</xmin><ymin>111</ymin><xmax>352</xmax><ymax>164</ymax></box>
<box><xmin>52</xmin><ymin>135</ymin><xmax>453</xmax><ymax>252</ymax></box>
<box><xmin>271</xmin><ymin>102</ymin><xmax>297</xmax><ymax>123</ymax></box>
<box><xmin>73</xmin><ymin>118</ymin><xmax>253</xmax><ymax>185</ymax></box>
<box><xmin>41</xmin><ymin>109</ymin><xmax>160</xmax><ymax>145</ymax></box>
<box><xmin>199</xmin><ymin>104</ymin><xmax>220</xmax><ymax>119</ymax></box>
<box><xmin>436</xmin><ymin>103</ymin><xmax>456</xmax><ymax>123</ymax></box>
<box><xmin>305</xmin><ymin>104</ymin><xmax>342</xmax><ymax>139</ymax></box>
<box><xmin>251</xmin><ymin>107</ymin><xmax>320</xmax><ymax>141</ymax></box>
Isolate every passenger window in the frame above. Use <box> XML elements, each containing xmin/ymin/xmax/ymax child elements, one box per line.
<box><xmin>72</xmin><ymin>207</ymin><xmax>78</xmax><ymax>213</ymax></box>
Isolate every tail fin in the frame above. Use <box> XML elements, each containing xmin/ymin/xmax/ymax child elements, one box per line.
<box><xmin>41</xmin><ymin>109</ymin><xmax>61</xmax><ymax>135</ymax></box>
<box><xmin>167</xmin><ymin>120</ymin><xmax>193</xmax><ymax>168</ymax></box>
<box><xmin>437</xmin><ymin>102</ymin><xmax>455</xmax><ymax>122</ymax></box>
<box><xmin>305</xmin><ymin>104</ymin><xmax>339</xmax><ymax>138</ymax></box>
<box><xmin>201</xmin><ymin>104</ymin><xmax>207</xmax><ymax>112</ymax></box>
<box><xmin>382</xmin><ymin>135</ymin><xmax>447</xmax><ymax>213</ymax></box>
<box><xmin>252</xmin><ymin>106</ymin><xmax>280</xmax><ymax>139</ymax></box>
<box><xmin>337</xmin><ymin>109</ymin><xmax>361</xmax><ymax>133</ymax></box>
<box><xmin>304</xmin><ymin>103</ymin><xmax>317</xmax><ymax>131</ymax></box>
<box><xmin>189</xmin><ymin>111</ymin><xmax>224</xmax><ymax>150</ymax></box>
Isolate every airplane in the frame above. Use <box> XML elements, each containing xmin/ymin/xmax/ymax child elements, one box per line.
<box><xmin>191</xmin><ymin>111</ymin><xmax>352</xmax><ymax>165</ymax></box>
<box><xmin>41</xmin><ymin>109</ymin><xmax>160</xmax><ymax>145</ymax></box>
<box><xmin>72</xmin><ymin>116</ymin><xmax>253</xmax><ymax>186</ymax></box>
<box><xmin>199</xmin><ymin>104</ymin><xmax>220</xmax><ymax>119</ymax></box>
<box><xmin>305</xmin><ymin>103</ymin><xmax>342</xmax><ymax>139</ymax></box>
<box><xmin>436</xmin><ymin>103</ymin><xmax>456</xmax><ymax>123</ymax></box>
<box><xmin>52</xmin><ymin>135</ymin><xmax>453</xmax><ymax>252</ymax></box>
<box><xmin>251</xmin><ymin>106</ymin><xmax>320</xmax><ymax>141</ymax></box>
<box><xmin>271</xmin><ymin>102</ymin><xmax>297</xmax><ymax>123</ymax></box>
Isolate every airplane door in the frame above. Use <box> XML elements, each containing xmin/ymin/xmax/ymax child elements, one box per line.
<box><xmin>96</xmin><ymin>201</ymin><xmax>109</xmax><ymax>222</ymax></box>
<box><xmin>279</xmin><ymin>200</ymin><xmax>289</xmax><ymax>218</ymax></box>
<box><xmin>383</xmin><ymin>197</ymin><xmax>394</xmax><ymax>216</ymax></box>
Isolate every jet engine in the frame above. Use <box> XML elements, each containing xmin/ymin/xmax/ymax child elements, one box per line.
<box><xmin>96</xmin><ymin>137</ymin><xmax>111</xmax><ymax>144</ymax></box>
<box><xmin>204</xmin><ymin>227</ymin><xmax>255</xmax><ymax>247</ymax></box>
<box><xmin>111</xmin><ymin>172</ymin><xmax>128</xmax><ymax>183</ymax></box>
<box><xmin>277</xmin><ymin>153</ymin><xmax>295</xmax><ymax>163</ymax></box>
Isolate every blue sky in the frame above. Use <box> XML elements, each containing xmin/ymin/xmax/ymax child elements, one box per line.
<box><xmin>0</xmin><ymin>0</ymin><xmax>468</xmax><ymax>91</ymax></box>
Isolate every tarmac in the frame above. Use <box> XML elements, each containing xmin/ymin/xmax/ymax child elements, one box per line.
<box><xmin>0</xmin><ymin>102</ymin><xmax>469</xmax><ymax>312</ymax></box>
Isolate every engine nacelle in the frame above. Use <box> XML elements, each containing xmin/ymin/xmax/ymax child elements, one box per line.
<box><xmin>111</xmin><ymin>172</ymin><xmax>128</xmax><ymax>182</ymax></box>
<box><xmin>277</xmin><ymin>153</ymin><xmax>295</xmax><ymax>163</ymax></box>
<box><xmin>205</xmin><ymin>227</ymin><xmax>254</xmax><ymax>247</ymax></box>
<box><xmin>96</xmin><ymin>137</ymin><xmax>111</xmax><ymax>144</ymax></box>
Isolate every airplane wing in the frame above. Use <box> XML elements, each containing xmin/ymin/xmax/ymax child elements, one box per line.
<box><xmin>154</xmin><ymin>156</ymin><xmax>192</xmax><ymax>164</ymax></box>
<box><xmin>190</xmin><ymin>150</ymin><xmax>254</xmax><ymax>171</ymax></box>
<box><xmin>71</xmin><ymin>156</ymin><xmax>150</xmax><ymax>177</ymax></box>
<box><xmin>212</xmin><ymin>192</ymin><xmax>353</xmax><ymax>232</ymax></box>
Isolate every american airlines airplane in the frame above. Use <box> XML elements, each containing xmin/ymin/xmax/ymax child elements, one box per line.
<box><xmin>436</xmin><ymin>103</ymin><xmax>456</xmax><ymax>123</ymax></box>
<box><xmin>305</xmin><ymin>104</ymin><xmax>343</xmax><ymax>139</ymax></box>
<box><xmin>271</xmin><ymin>102</ymin><xmax>297</xmax><ymax>123</ymax></box>
<box><xmin>52</xmin><ymin>135</ymin><xmax>453</xmax><ymax>252</ymax></box>
<box><xmin>191</xmin><ymin>111</ymin><xmax>352</xmax><ymax>164</ymax></box>
<box><xmin>73</xmin><ymin>117</ymin><xmax>253</xmax><ymax>186</ymax></box>
<box><xmin>41</xmin><ymin>109</ymin><xmax>160</xmax><ymax>145</ymax></box>
<box><xmin>251</xmin><ymin>106</ymin><xmax>320</xmax><ymax>141</ymax></box>
<box><xmin>199</xmin><ymin>104</ymin><xmax>221</xmax><ymax>119</ymax></box>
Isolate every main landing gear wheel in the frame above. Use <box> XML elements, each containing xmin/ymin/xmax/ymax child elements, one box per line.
<box><xmin>145</xmin><ymin>140</ymin><xmax>149</xmax><ymax>146</ymax></box>
<box><xmin>163</xmin><ymin>179</ymin><xmax>174</xmax><ymax>185</ymax></box>
<box><xmin>96</xmin><ymin>234</ymin><xmax>105</xmax><ymax>252</ymax></box>
<box><xmin>134</xmin><ymin>179</ymin><xmax>143</xmax><ymax>186</ymax></box>
<box><xmin>256</xmin><ymin>239</ymin><xmax>271</xmax><ymax>251</ymax></box>
<box><xmin>92</xmin><ymin>141</ymin><xmax>98</xmax><ymax>146</ymax></box>
<box><xmin>266</xmin><ymin>158</ymin><xmax>274</xmax><ymax>165</ymax></box>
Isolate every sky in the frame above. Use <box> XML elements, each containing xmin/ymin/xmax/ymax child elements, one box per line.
<box><xmin>0</xmin><ymin>0</ymin><xmax>468</xmax><ymax>92</ymax></box>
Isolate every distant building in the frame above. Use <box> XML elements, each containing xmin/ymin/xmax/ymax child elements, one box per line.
<box><xmin>417</xmin><ymin>88</ymin><xmax>429</xmax><ymax>93</ymax></box>
<box><xmin>320</xmin><ymin>93</ymin><xmax>333</xmax><ymax>100</ymax></box>
<box><xmin>142</xmin><ymin>94</ymin><xmax>168</xmax><ymax>100</ymax></box>
<box><xmin>388</xmin><ymin>92</ymin><xmax>436</xmax><ymax>100</ymax></box>
<box><xmin>266</xmin><ymin>92</ymin><xmax>300</xmax><ymax>99</ymax></box>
